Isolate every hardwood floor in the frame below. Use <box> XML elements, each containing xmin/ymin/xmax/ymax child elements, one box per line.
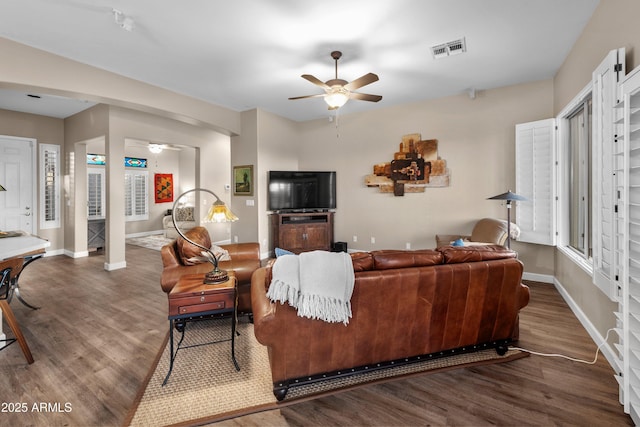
<box><xmin>0</xmin><ymin>245</ymin><xmax>166</xmax><ymax>427</ymax></box>
<box><xmin>0</xmin><ymin>246</ymin><xmax>632</xmax><ymax>426</ymax></box>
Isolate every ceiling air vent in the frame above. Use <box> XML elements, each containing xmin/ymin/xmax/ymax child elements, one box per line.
<box><xmin>431</xmin><ymin>37</ymin><xmax>467</xmax><ymax>59</ymax></box>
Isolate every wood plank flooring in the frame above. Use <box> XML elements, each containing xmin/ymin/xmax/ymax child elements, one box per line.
<box><xmin>0</xmin><ymin>245</ymin><xmax>632</xmax><ymax>426</ymax></box>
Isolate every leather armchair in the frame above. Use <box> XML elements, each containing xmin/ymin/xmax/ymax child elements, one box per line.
<box><xmin>435</xmin><ymin>218</ymin><xmax>520</xmax><ymax>248</ymax></box>
<box><xmin>160</xmin><ymin>226</ymin><xmax>261</xmax><ymax>314</ymax></box>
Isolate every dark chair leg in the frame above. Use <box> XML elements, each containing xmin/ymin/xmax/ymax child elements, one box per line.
<box><xmin>0</xmin><ymin>300</ymin><xmax>34</xmax><ymax>364</ymax></box>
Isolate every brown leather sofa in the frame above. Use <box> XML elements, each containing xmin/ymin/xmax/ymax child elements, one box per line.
<box><xmin>252</xmin><ymin>245</ymin><xmax>530</xmax><ymax>400</ymax></box>
<box><xmin>160</xmin><ymin>226</ymin><xmax>261</xmax><ymax>314</ymax></box>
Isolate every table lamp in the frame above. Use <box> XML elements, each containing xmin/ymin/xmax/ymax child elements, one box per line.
<box><xmin>172</xmin><ymin>188</ymin><xmax>238</xmax><ymax>284</ymax></box>
<box><xmin>487</xmin><ymin>190</ymin><xmax>527</xmax><ymax>249</ymax></box>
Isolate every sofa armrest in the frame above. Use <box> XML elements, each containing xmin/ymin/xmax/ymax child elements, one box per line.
<box><xmin>221</xmin><ymin>242</ymin><xmax>260</xmax><ymax>262</ymax></box>
<box><xmin>250</xmin><ymin>267</ymin><xmax>277</xmax><ymax>343</ymax></box>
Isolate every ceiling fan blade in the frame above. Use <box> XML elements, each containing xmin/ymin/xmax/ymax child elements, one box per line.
<box><xmin>288</xmin><ymin>94</ymin><xmax>327</xmax><ymax>100</ymax></box>
<box><xmin>301</xmin><ymin>74</ymin><xmax>330</xmax><ymax>90</ymax></box>
<box><xmin>350</xmin><ymin>92</ymin><xmax>383</xmax><ymax>102</ymax></box>
<box><xmin>344</xmin><ymin>73</ymin><xmax>379</xmax><ymax>91</ymax></box>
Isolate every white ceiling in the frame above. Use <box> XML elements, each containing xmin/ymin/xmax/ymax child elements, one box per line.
<box><xmin>0</xmin><ymin>0</ymin><xmax>599</xmax><ymax>122</ymax></box>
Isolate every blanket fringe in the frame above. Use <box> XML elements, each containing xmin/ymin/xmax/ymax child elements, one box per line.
<box><xmin>266</xmin><ymin>279</ymin><xmax>299</xmax><ymax>307</ymax></box>
<box><xmin>297</xmin><ymin>294</ymin><xmax>352</xmax><ymax>325</ymax></box>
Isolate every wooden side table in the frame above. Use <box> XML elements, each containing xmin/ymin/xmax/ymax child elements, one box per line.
<box><xmin>163</xmin><ymin>273</ymin><xmax>239</xmax><ymax>386</ymax></box>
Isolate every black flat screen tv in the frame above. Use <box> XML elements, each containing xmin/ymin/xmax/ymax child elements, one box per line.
<box><xmin>268</xmin><ymin>171</ymin><xmax>336</xmax><ymax>212</ymax></box>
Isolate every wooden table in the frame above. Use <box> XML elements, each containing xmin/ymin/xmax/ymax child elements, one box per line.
<box><xmin>0</xmin><ymin>231</ymin><xmax>48</xmax><ymax>361</ymax></box>
<box><xmin>163</xmin><ymin>273</ymin><xmax>239</xmax><ymax>386</ymax></box>
<box><xmin>0</xmin><ymin>231</ymin><xmax>50</xmax><ymax>310</ymax></box>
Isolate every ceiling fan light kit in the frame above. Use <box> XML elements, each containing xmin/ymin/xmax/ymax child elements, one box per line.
<box><xmin>148</xmin><ymin>143</ymin><xmax>164</xmax><ymax>154</ymax></box>
<box><xmin>290</xmin><ymin>51</ymin><xmax>382</xmax><ymax>111</ymax></box>
<box><xmin>325</xmin><ymin>87</ymin><xmax>350</xmax><ymax>109</ymax></box>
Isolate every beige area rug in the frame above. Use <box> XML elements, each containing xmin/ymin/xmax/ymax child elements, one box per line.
<box><xmin>126</xmin><ymin>234</ymin><xmax>173</xmax><ymax>251</ymax></box>
<box><xmin>124</xmin><ymin>317</ymin><xmax>527</xmax><ymax>427</ymax></box>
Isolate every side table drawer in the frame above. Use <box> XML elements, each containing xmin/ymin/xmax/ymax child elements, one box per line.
<box><xmin>169</xmin><ymin>292</ymin><xmax>234</xmax><ymax>317</ymax></box>
<box><xmin>179</xmin><ymin>301</ymin><xmax>225</xmax><ymax>315</ymax></box>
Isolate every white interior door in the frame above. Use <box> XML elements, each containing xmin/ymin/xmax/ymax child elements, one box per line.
<box><xmin>0</xmin><ymin>136</ymin><xmax>35</xmax><ymax>234</ymax></box>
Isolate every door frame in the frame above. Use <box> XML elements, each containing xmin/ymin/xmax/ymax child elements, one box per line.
<box><xmin>0</xmin><ymin>135</ymin><xmax>37</xmax><ymax>235</ymax></box>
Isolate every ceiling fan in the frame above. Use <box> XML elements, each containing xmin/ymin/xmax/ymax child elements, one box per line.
<box><xmin>289</xmin><ymin>51</ymin><xmax>382</xmax><ymax>110</ymax></box>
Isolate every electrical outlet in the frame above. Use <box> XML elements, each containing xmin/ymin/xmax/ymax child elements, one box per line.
<box><xmin>371</xmin><ymin>237</ymin><xmax>376</xmax><ymax>244</ymax></box>
<box><xmin>406</xmin><ymin>242</ymin><xmax>411</xmax><ymax>250</ymax></box>
<box><xmin>353</xmin><ymin>235</ymin><xmax>358</xmax><ymax>242</ymax></box>
<box><xmin>234</xmin><ymin>235</ymin><xmax>239</xmax><ymax>243</ymax></box>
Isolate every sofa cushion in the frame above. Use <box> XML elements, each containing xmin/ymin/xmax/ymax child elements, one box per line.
<box><xmin>176</xmin><ymin>226</ymin><xmax>212</xmax><ymax>265</ymax></box>
<box><xmin>350</xmin><ymin>251</ymin><xmax>374</xmax><ymax>272</ymax></box>
<box><xmin>371</xmin><ymin>250</ymin><xmax>443</xmax><ymax>270</ymax></box>
<box><xmin>439</xmin><ymin>245</ymin><xmax>517</xmax><ymax>264</ymax></box>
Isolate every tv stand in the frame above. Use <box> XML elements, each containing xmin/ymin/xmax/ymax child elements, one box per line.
<box><xmin>270</xmin><ymin>212</ymin><xmax>334</xmax><ymax>254</ymax></box>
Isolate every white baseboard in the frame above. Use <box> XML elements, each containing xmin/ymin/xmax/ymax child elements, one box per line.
<box><xmin>42</xmin><ymin>248</ymin><xmax>65</xmax><ymax>257</ymax></box>
<box><xmin>522</xmin><ymin>272</ymin><xmax>554</xmax><ymax>283</ymax></box>
<box><xmin>104</xmin><ymin>261</ymin><xmax>127</xmax><ymax>271</ymax></box>
<box><xmin>64</xmin><ymin>249</ymin><xmax>89</xmax><ymax>258</ymax></box>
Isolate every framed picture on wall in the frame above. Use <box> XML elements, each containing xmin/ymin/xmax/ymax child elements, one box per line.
<box><xmin>233</xmin><ymin>165</ymin><xmax>253</xmax><ymax>196</ymax></box>
<box><xmin>154</xmin><ymin>173</ymin><xmax>174</xmax><ymax>203</ymax></box>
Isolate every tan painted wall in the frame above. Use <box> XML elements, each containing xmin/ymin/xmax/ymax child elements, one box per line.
<box><xmin>551</xmin><ymin>0</ymin><xmax>640</xmax><ymax>342</ymax></box>
<box><xmin>108</xmin><ymin>106</ymin><xmax>231</xmax><ymax>255</ymax></box>
<box><xmin>294</xmin><ymin>80</ymin><xmax>554</xmax><ymax>275</ymax></box>
<box><xmin>62</xmin><ymin>104</ymin><xmax>229</xmax><ymax>266</ymax></box>
<box><xmin>554</xmin><ymin>0</ymin><xmax>640</xmax><ymax>113</ymax></box>
<box><xmin>0</xmin><ymin>108</ymin><xmax>65</xmax><ymax>250</ymax></box>
<box><xmin>0</xmin><ymin>37</ymin><xmax>240</xmax><ymax>136</ymax></box>
<box><xmin>231</xmin><ymin>109</ymin><xmax>300</xmax><ymax>255</ymax></box>
<box><xmin>64</xmin><ymin>105</ymin><xmax>109</xmax><ymax>255</ymax></box>
<box><xmin>231</xmin><ymin>110</ymin><xmax>260</xmax><ymax>246</ymax></box>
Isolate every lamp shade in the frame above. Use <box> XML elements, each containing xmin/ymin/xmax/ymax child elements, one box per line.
<box><xmin>488</xmin><ymin>190</ymin><xmax>527</xmax><ymax>201</ymax></box>
<box><xmin>172</xmin><ymin>188</ymin><xmax>239</xmax><ymax>284</ymax></box>
<box><xmin>204</xmin><ymin>199</ymin><xmax>239</xmax><ymax>223</ymax></box>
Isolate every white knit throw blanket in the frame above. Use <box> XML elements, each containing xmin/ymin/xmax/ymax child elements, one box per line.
<box><xmin>267</xmin><ymin>251</ymin><xmax>355</xmax><ymax>325</ymax></box>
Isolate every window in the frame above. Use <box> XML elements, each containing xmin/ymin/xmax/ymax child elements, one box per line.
<box><xmin>40</xmin><ymin>144</ymin><xmax>60</xmax><ymax>229</ymax></box>
<box><xmin>567</xmin><ymin>97</ymin><xmax>592</xmax><ymax>258</ymax></box>
<box><xmin>125</xmin><ymin>169</ymin><xmax>148</xmax><ymax>221</ymax></box>
<box><xmin>87</xmin><ymin>168</ymin><xmax>105</xmax><ymax>220</ymax></box>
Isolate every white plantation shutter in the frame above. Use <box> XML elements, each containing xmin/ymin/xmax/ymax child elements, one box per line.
<box><xmin>40</xmin><ymin>144</ymin><xmax>60</xmax><ymax>228</ymax></box>
<box><xmin>592</xmin><ymin>48</ymin><xmax>625</xmax><ymax>300</ymax></box>
<box><xmin>124</xmin><ymin>170</ymin><xmax>148</xmax><ymax>221</ymax></box>
<box><xmin>515</xmin><ymin>119</ymin><xmax>556</xmax><ymax>245</ymax></box>
<box><xmin>616</xmin><ymin>62</ymin><xmax>640</xmax><ymax>423</ymax></box>
<box><xmin>87</xmin><ymin>168</ymin><xmax>105</xmax><ymax>219</ymax></box>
